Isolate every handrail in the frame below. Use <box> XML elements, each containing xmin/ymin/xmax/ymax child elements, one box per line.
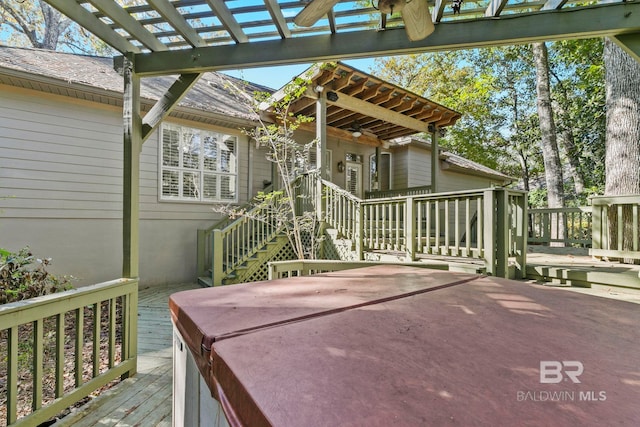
<box><xmin>591</xmin><ymin>194</ymin><xmax>640</xmax><ymax>260</ymax></box>
<box><xmin>528</xmin><ymin>206</ymin><xmax>592</xmax><ymax>247</ymax></box>
<box><xmin>365</xmin><ymin>185</ymin><xmax>431</xmax><ymax>200</ymax></box>
<box><xmin>0</xmin><ymin>278</ymin><xmax>138</xmax><ymax>426</ymax></box>
<box><xmin>204</xmin><ymin>184</ymin><xmax>274</xmax><ymax>234</ymax></box>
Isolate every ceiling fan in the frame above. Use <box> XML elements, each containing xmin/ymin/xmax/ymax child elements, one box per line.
<box><xmin>294</xmin><ymin>0</ymin><xmax>435</xmax><ymax>42</ymax></box>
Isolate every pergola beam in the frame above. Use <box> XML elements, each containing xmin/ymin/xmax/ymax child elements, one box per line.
<box><xmin>88</xmin><ymin>0</ymin><xmax>167</xmax><ymax>51</ymax></box>
<box><xmin>327</xmin><ymin>92</ymin><xmax>429</xmax><ymax>134</ymax></box>
<box><xmin>611</xmin><ymin>33</ymin><xmax>640</xmax><ymax>63</ymax></box>
<box><xmin>264</xmin><ymin>0</ymin><xmax>292</xmax><ymax>38</ymax></box>
<box><xmin>485</xmin><ymin>0</ymin><xmax>510</xmax><ymax>17</ymax></box>
<box><xmin>206</xmin><ymin>0</ymin><xmax>249</xmax><ymax>43</ymax></box>
<box><xmin>141</xmin><ymin>73</ymin><xmax>203</xmax><ymax>142</ymax></box>
<box><xmin>46</xmin><ymin>0</ymin><xmax>140</xmax><ymax>54</ymax></box>
<box><xmin>147</xmin><ymin>0</ymin><xmax>206</xmax><ymax>47</ymax></box>
<box><xmin>131</xmin><ymin>3</ymin><xmax>640</xmax><ymax>76</ymax></box>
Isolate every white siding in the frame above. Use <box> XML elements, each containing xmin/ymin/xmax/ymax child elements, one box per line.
<box><xmin>0</xmin><ymin>85</ymin><xmax>270</xmax><ymax>286</ymax></box>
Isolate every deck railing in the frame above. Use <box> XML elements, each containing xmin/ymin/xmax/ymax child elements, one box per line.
<box><xmin>360</xmin><ymin>187</ymin><xmax>527</xmax><ymax>278</ymax></box>
<box><xmin>528</xmin><ymin>207</ymin><xmax>592</xmax><ymax>247</ymax></box>
<box><xmin>319</xmin><ymin>176</ymin><xmax>526</xmax><ymax>278</ymax></box>
<box><xmin>268</xmin><ymin>260</ymin><xmax>449</xmax><ymax>280</ymax></box>
<box><xmin>591</xmin><ymin>194</ymin><xmax>640</xmax><ymax>261</ymax></box>
<box><xmin>198</xmin><ymin>198</ymin><xmax>282</xmax><ymax>286</ymax></box>
<box><xmin>0</xmin><ymin>278</ymin><xmax>138</xmax><ymax>426</ymax></box>
<box><xmin>364</xmin><ymin>185</ymin><xmax>432</xmax><ymax>200</ymax></box>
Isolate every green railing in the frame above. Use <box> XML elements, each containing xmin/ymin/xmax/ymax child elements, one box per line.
<box><xmin>268</xmin><ymin>260</ymin><xmax>449</xmax><ymax>280</ymax></box>
<box><xmin>318</xmin><ymin>174</ymin><xmax>527</xmax><ymax>278</ymax></box>
<box><xmin>360</xmin><ymin>187</ymin><xmax>527</xmax><ymax>278</ymax></box>
<box><xmin>528</xmin><ymin>207</ymin><xmax>592</xmax><ymax>247</ymax></box>
<box><xmin>323</xmin><ymin>180</ymin><xmax>361</xmax><ymax>245</ymax></box>
<box><xmin>198</xmin><ymin>199</ymin><xmax>281</xmax><ymax>286</ymax></box>
<box><xmin>0</xmin><ymin>278</ymin><xmax>138</xmax><ymax>426</ymax></box>
<box><xmin>591</xmin><ymin>194</ymin><xmax>640</xmax><ymax>260</ymax></box>
<box><xmin>364</xmin><ymin>185</ymin><xmax>432</xmax><ymax>200</ymax></box>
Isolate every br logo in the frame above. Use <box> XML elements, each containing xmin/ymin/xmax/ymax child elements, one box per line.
<box><xmin>540</xmin><ymin>361</ymin><xmax>584</xmax><ymax>384</ymax></box>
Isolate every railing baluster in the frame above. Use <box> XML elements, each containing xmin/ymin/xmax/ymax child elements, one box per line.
<box><xmin>109</xmin><ymin>298</ymin><xmax>116</xmax><ymax>369</ymax></box>
<box><xmin>426</xmin><ymin>200</ymin><xmax>431</xmax><ymax>254</ymax></box>
<box><xmin>33</xmin><ymin>318</ymin><xmax>44</xmax><ymax>411</ymax></box>
<box><xmin>93</xmin><ymin>302</ymin><xmax>101</xmax><ymax>378</ymax></box>
<box><xmin>465</xmin><ymin>197</ymin><xmax>471</xmax><ymax>257</ymax></box>
<box><xmin>477</xmin><ymin>197</ymin><xmax>483</xmax><ymax>256</ymax></box>
<box><xmin>8</xmin><ymin>326</ymin><xmax>18</xmax><ymax>424</ymax></box>
<box><xmin>75</xmin><ymin>307</ymin><xmax>84</xmax><ymax>387</ymax></box>
<box><xmin>618</xmin><ymin>204</ymin><xmax>624</xmax><ymax>251</ymax></box>
<box><xmin>56</xmin><ymin>312</ymin><xmax>65</xmax><ymax>398</ymax></box>
<box><xmin>634</xmin><ymin>204</ymin><xmax>639</xmax><ymax>252</ymax></box>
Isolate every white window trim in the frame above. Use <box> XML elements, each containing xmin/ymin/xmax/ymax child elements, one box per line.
<box><xmin>158</xmin><ymin>123</ymin><xmax>239</xmax><ymax>203</ymax></box>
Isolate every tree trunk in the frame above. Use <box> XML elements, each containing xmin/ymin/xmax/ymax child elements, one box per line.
<box><xmin>532</xmin><ymin>42</ymin><xmax>565</xmax><ymax>244</ymax></box>
<box><xmin>603</xmin><ymin>39</ymin><xmax>640</xmax><ymax>263</ymax></box>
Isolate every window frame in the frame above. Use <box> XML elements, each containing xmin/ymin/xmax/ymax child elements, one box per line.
<box><xmin>158</xmin><ymin>123</ymin><xmax>239</xmax><ymax>203</ymax></box>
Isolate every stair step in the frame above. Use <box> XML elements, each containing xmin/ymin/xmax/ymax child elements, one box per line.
<box><xmin>197</xmin><ymin>276</ymin><xmax>213</xmax><ymax>287</ymax></box>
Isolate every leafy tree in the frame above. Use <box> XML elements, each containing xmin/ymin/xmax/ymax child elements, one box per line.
<box><xmin>220</xmin><ymin>74</ymin><xmax>324</xmax><ymax>260</ymax></box>
<box><xmin>0</xmin><ymin>0</ymin><xmax>112</xmax><ymax>54</ymax></box>
<box><xmin>603</xmin><ymin>39</ymin><xmax>640</xmax><ymax>263</ymax></box>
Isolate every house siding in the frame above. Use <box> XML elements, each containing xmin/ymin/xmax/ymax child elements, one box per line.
<box><xmin>0</xmin><ymin>85</ymin><xmax>266</xmax><ymax>286</ymax></box>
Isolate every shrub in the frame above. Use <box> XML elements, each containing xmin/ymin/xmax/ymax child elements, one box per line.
<box><xmin>0</xmin><ymin>247</ymin><xmax>74</xmax><ymax>304</ymax></box>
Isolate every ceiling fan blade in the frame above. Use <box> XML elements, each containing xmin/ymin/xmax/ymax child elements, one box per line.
<box><xmin>294</xmin><ymin>0</ymin><xmax>341</xmax><ymax>27</ymax></box>
<box><xmin>401</xmin><ymin>0</ymin><xmax>435</xmax><ymax>41</ymax></box>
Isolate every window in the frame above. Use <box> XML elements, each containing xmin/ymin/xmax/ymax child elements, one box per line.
<box><xmin>160</xmin><ymin>124</ymin><xmax>237</xmax><ymax>202</ymax></box>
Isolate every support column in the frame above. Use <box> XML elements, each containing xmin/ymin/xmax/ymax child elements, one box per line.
<box><xmin>316</xmin><ymin>90</ymin><xmax>328</xmax><ymax>220</ymax></box>
<box><xmin>122</xmin><ymin>54</ymin><xmax>142</xmax><ymax>279</ymax></box>
<box><xmin>430</xmin><ymin>125</ymin><xmax>439</xmax><ymax>193</ymax></box>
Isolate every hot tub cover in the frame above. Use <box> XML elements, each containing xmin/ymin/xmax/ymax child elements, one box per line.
<box><xmin>169</xmin><ymin>265</ymin><xmax>640</xmax><ymax>426</ymax></box>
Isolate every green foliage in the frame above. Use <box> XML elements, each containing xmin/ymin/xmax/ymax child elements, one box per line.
<box><xmin>221</xmin><ymin>70</ymin><xmax>325</xmax><ymax>260</ymax></box>
<box><xmin>0</xmin><ymin>247</ymin><xmax>74</xmax><ymax>304</ymax></box>
<box><xmin>528</xmin><ymin>188</ymin><xmax>548</xmax><ymax>208</ymax></box>
<box><xmin>371</xmin><ymin>40</ymin><xmax>606</xmax><ymax>202</ymax></box>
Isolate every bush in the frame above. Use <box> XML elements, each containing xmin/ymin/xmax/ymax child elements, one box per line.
<box><xmin>0</xmin><ymin>247</ymin><xmax>74</xmax><ymax>304</ymax></box>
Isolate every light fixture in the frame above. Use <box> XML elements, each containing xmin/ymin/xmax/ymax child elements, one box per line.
<box><xmin>337</xmin><ymin>161</ymin><xmax>345</xmax><ymax>173</ymax></box>
<box><xmin>349</xmin><ymin>121</ymin><xmax>363</xmax><ymax>138</ymax></box>
<box><xmin>372</xmin><ymin>0</ymin><xmax>412</xmax><ymax>14</ymax></box>
<box><xmin>326</xmin><ymin>91</ymin><xmax>339</xmax><ymax>102</ymax></box>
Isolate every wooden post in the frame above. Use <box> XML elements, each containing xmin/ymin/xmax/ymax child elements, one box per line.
<box><xmin>430</xmin><ymin>125</ymin><xmax>438</xmax><ymax>193</ymax></box>
<box><xmin>212</xmin><ymin>230</ymin><xmax>224</xmax><ymax>286</ymax></box>
<box><xmin>495</xmin><ymin>188</ymin><xmax>510</xmax><ymax>278</ymax></box>
<box><xmin>196</xmin><ymin>229</ymin><xmax>206</xmax><ymax>278</ymax></box>
<box><xmin>513</xmin><ymin>192</ymin><xmax>528</xmax><ymax>279</ymax></box>
<box><xmin>405</xmin><ymin>196</ymin><xmax>416</xmax><ymax>261</ymax></box>
<box><xmin>316</xmin><ymin>90</ymin><xmax>327</xmax><ymax>221</ymax></box>
<box><xmin>122</xmin><ymin>54</ymin><xmax>141</xmax><ymax>280</ymax></box>
<box><xmin>356</xmin><ymin>202</ymin><xmax>364</xmax><ymax>260</ymax></box>
<box><xmin>591</xmin><ymin>200</ymin><xmax>602</xmax><ymax>258</ymax></box>
<box><xmin>483</xmin><ymin>189</ymin><xmax>496</xmax><ymax>276</ymax></box>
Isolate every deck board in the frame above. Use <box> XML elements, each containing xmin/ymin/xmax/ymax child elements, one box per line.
<box><xmin>53</xmin><ymin>282</ymin><xmax>201</xmax><ymax>426</ymax></box>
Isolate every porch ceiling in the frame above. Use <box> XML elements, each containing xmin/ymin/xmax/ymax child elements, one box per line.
<box><xmin>42</xmin><ymin>1</ymin><xmax>640</xmax><ymax>76</ymax></box>
<box><xmin>284</xmin><ymin>62</ymin><xmax>461</xmax><ymax>143</ymax></box>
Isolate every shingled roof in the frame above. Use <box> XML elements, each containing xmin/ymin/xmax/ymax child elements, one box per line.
<box><xmin>0</xmin><ymin>45</ymin><xmax>270</xmax><ymax>124</ymax></box>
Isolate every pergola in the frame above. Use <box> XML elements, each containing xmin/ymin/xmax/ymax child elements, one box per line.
<box><xmin>41</xmin><ymin>0</ymin><xmax>640</xmax><ymax>280</ymax></box>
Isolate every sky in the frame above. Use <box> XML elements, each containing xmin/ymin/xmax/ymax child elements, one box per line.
<box><xmin>222</xmin><ymin>57</ymin><xmax>377</xmax><ymax>90</ymax></box>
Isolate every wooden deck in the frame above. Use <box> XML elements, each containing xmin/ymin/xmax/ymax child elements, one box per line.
<box><xmin>526</xmin><ymin>246</ymin><xmax>640</xmax><ymax>289</ymax></box>
<box><xmin>53</xmin><ymin>282</ymin><xmax>200</xmax><ymax>427</ymax></box>
<box><xmin>49</xmin><ymin>253</ymin><xmax>640</xmax><ymax>426</ymax></box>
